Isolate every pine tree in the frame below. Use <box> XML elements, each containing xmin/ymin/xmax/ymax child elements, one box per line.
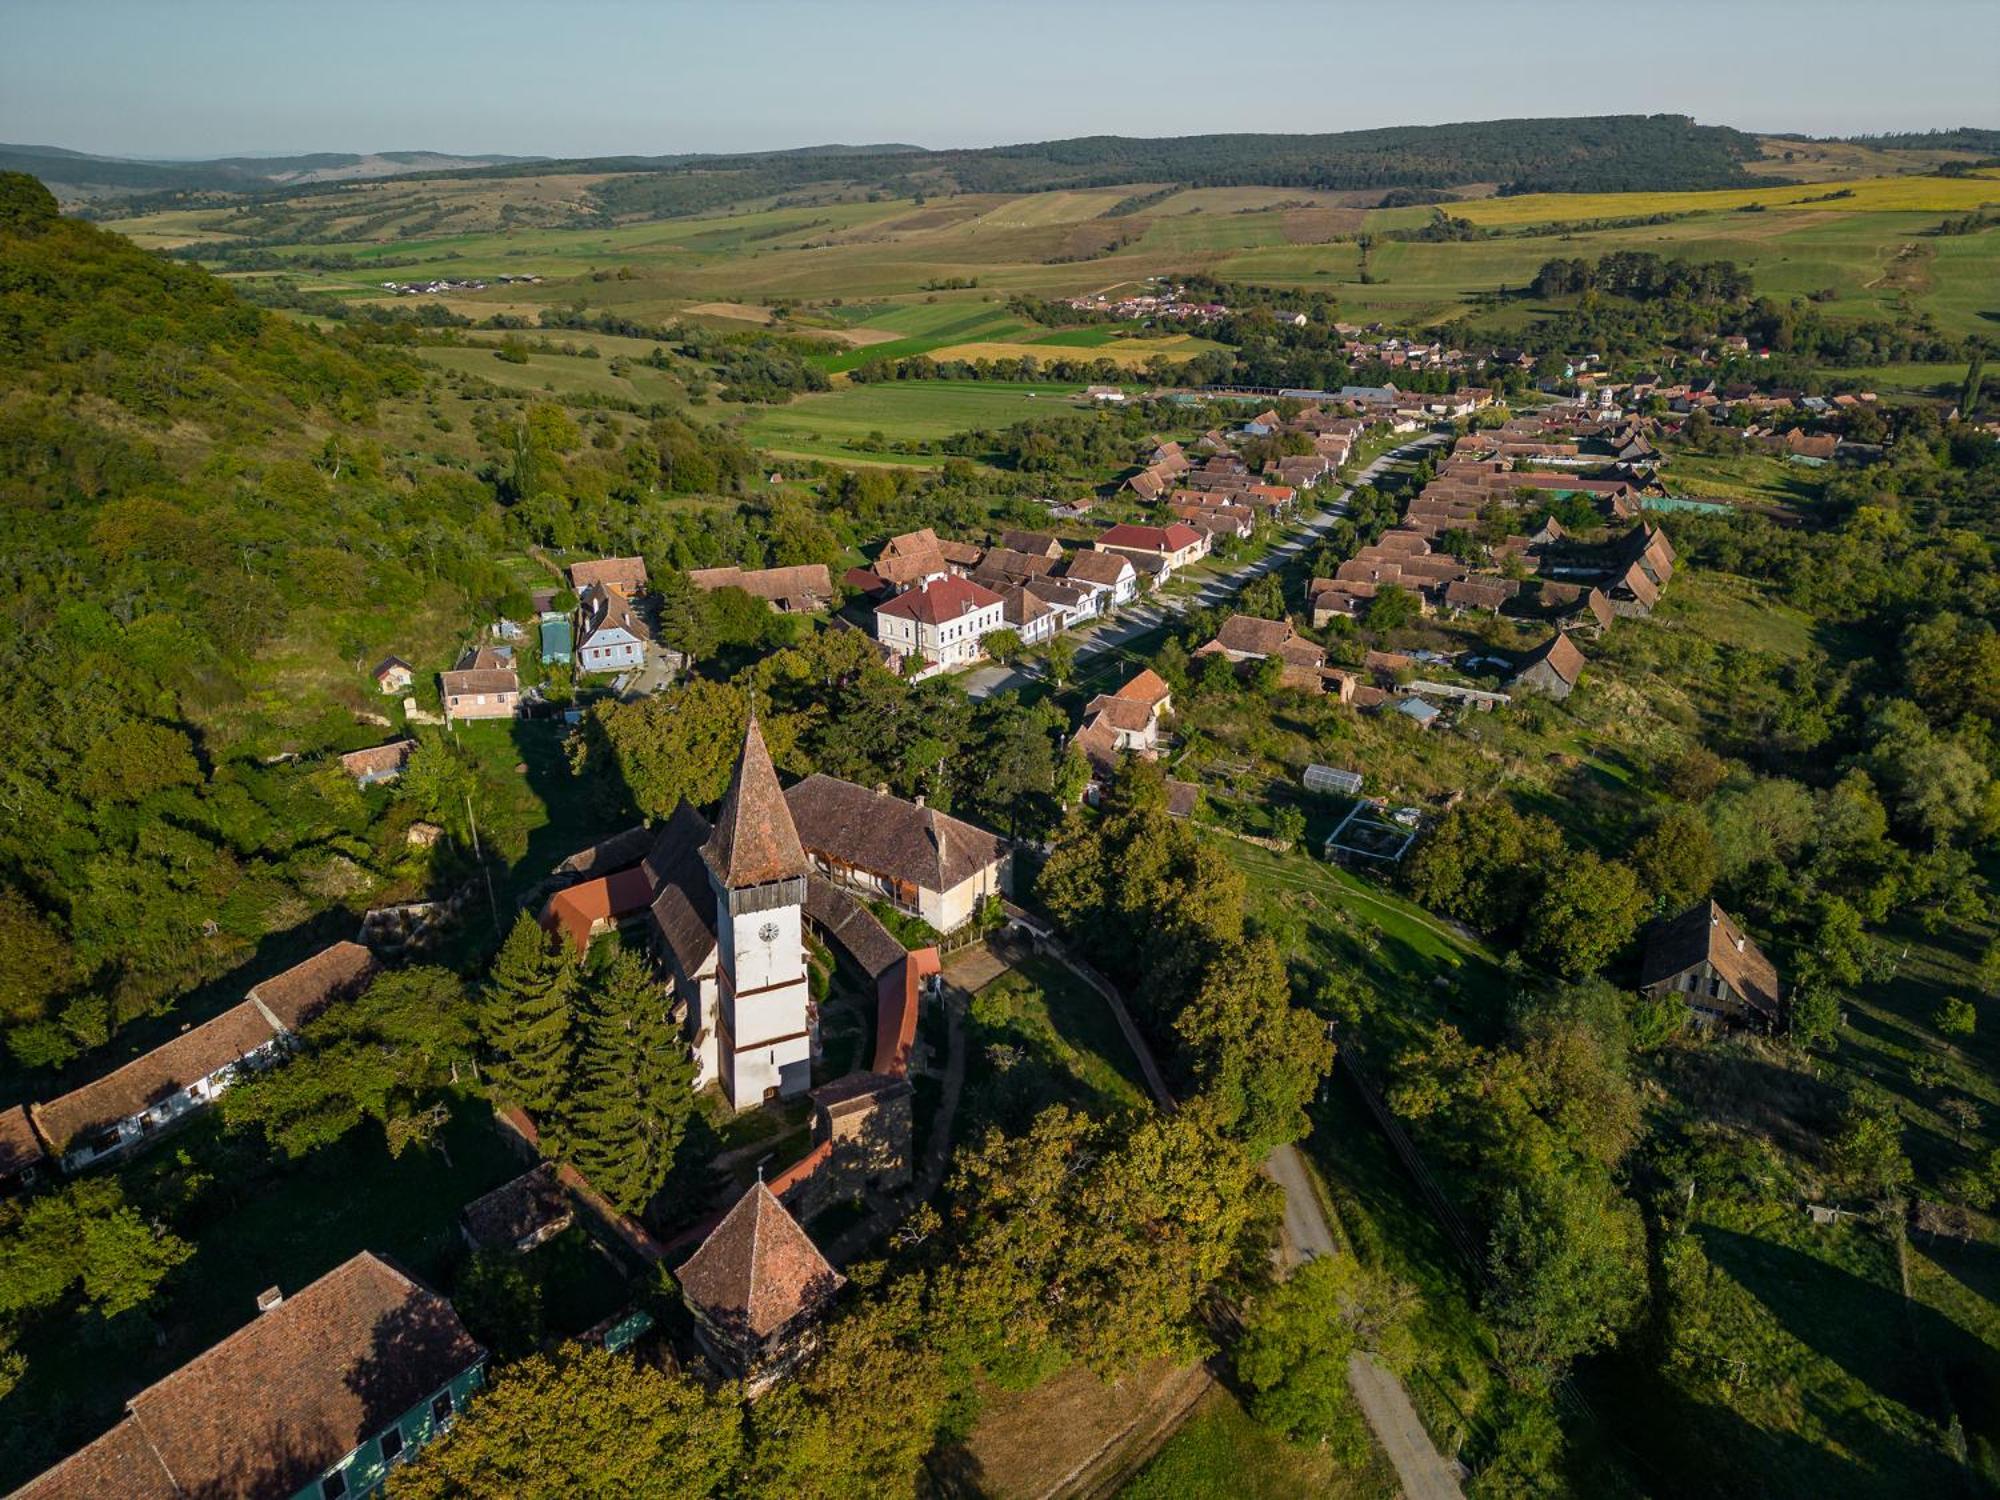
<box><xmin>483</xmin><ymin>912</ymin><xmax>578</xmax><ymax>1118</ymax></box>
<box><xmin>563</xmin><ymin>948</ymin><xmax>697</xmax><ymax>1213</ymax></box>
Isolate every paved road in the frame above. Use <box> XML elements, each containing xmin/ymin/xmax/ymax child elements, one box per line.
<box><xmin>1349</xmin><ymin>1350</ymin><xmax>1467</xmax><ymax>1500</ymax></box>
<box><xmin>962</xmin><ymin>434</ymin><xmax>1448</xmax><ymax>701</ymax></box>
<box><xmin>1267</xmin><ymin>1137</ymin><xmax>1465</xmax><ymax>1500</ymax></box>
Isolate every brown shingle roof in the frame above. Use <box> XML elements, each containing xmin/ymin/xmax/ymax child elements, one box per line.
<box><xmin>1639</xmin><ymin>900</ymin><xmax>1782</xmax><ymax>1022</ymax></box>
<box><xmin>999</xmin><ymin>529</ymin><xmax>1063</xmax><ymax>559</ymax></box>
<box><xmin>802</xmin><ymin>874</ymin><xmax>907</xmax><ymax>980</ymax></box>
<box><xmin>645</xmin><ymin>800</ymin><xmax>719</xmax><ymax>974</ymax></box>
<box><xmin>1083</xmin><ymin>694</ymin><xmax>1156</xmax><ymax>734</ymax></box>
<box><xmin>676</xmin><ymin>1181</ymin><xmax>842</xmax><ymax>1339</ymax></box>
<box><xmin>703</xmin><ymin>717</ymin><xmax>808</xmax><ymax>889</ymax></box>
<box><xmin>0</xmin><ymin>1102</ymin><xmax>45</xmax><ymax>1178</ymax></box>
<box><xmin>338</xmin><ymin>740</ymin><xmax>414</xmax><ymax>781</ymax></box>
<box><xmin>568</xmin><ymin>556</ymin><xmax>648</xmax><ymax>592</ymax></box>
<box><xmin>1515</xmin><ymin>630</ymin><xmax>1585</xmax><ymax>686</ymax></box>
<box><xmin>439</xmin><ymin>668</ymin><xmax>519</xmax><ymax>696</ymax></box>
<box><xmin>1060</xmin><ymin>551</ymin><xmax>1134</xmax><ymax>588</ymax></box>
<box><xmin>686</xmin><ymin>564</ymin><xmax>833</xmax><ymax>606</ymax></box>
<box><xmin>785</xmin><ymin>775</ymin><xmax>1007</xmax><ymax>895</ymax></box>
<box><xmin>13</xmin><ymin>1416</ymin><xmax>178</xmax><ymax>1500</ymax></box>
<box><xmin>247</xmin><ymin>941</ymin><xmax>379</xmax><ymax>1033</ymax></box>
<box><xmin>117</xmin><ymin>1252</ymin><xmax>482</xmax><ymax>1500</ymax></box>
<box><xmin>32</xmin><ymin>1002</ymin><xmax>280</xmax><ymax>1154</ymax></box>
<box><xmin>1214</xmin><ymin>614</ymin><xmax>1296</xmax><ymax>657</ymax></box>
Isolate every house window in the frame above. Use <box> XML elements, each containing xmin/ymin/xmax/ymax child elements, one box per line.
<box><xmin>432</xmin><ymin>1390</ymin><xmax>455</xmax><ymax>1425</ymax></box>
<box><xmin>322</xmin><ymin>1468</ymin><xmax>348</xmax><ymax>1500</ymax></box>
<box><xmin>381</xmin><ymin>1426</ymin><xmax>405</xmax><ymax>1462</ymax></box>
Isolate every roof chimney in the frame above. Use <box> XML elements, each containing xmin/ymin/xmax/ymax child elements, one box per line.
<box><xmin>874</xmin><ymin>782</ymin><xmax>889</xmax><ymax>796</ymax></box>
<box><xmin>256</xmin><ymin>1286</ymin><xmax>284</xmax><ymax>1314</ymax></box>
<box><xmin>913</xmin><ymin>794</ymin><xmax>925</xmax><ymax>809</ymax></box>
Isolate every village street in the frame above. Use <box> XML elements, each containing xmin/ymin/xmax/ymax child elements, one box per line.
<box><xmin>960</xmin><ymin>433</ymin><xmax>1448</xmax><ymax>700</ymax></box>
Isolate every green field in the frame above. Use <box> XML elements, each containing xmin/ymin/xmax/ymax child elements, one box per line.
<box><xmin>738</xmin><ymin>379</ymin><xmax>1089</xmax><ymax>464</ymax></box>
<box><xmin>416</xmin><ymin>342</ymin><xmax>688</xmax><ymax>402</ymax></box>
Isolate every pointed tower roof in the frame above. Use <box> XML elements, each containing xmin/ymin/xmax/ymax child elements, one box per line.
<box><xmin>676</xmin><ymin>1181</ymin><xmax>842</xmax><ymax>1338</ymax></box>
<box><xmin>703</xmin><ymin>713</ymin><xmax>809</xmax><ymax>889</ymax></box>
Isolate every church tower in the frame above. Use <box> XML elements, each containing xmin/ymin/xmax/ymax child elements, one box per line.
<box><xmin>702</xmin><ymin>715</ymin><xmax>814</xmax><ymax>1109</ymax></box>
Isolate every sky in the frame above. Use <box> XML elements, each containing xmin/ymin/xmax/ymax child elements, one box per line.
<box><xmin>3</xmin><ymin>0</ymin><xmax>1996</xmax><ymax>160</ymax></box>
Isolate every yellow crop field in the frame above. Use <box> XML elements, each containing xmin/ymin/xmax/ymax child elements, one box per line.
<box><xmin>963</xmin><ymin>189</ymin><xmax>1143</xmax><ymax>230</ymax></box>
<box><xmin>1453</xmin><ymin>172</ymin><xmax>2000</xmax><ymax>226</ymax></box>
<box><xmin>926</xmin><ymin>336</ymin><xmax>1215</xmax><ymax>367</ymax></box>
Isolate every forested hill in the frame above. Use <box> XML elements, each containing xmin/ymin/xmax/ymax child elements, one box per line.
<box><xmin>41</xmin><ymin>114</ymin><xmax>1773</xmax><ymax>218</ymax></box>
<box><xmin>0</xmin><ymin>172</ymin><xmax>521</xmax><ymax>1066</ymax></box>
<box><xmin>487</xmin><ymin>114</ymin><xmax>1780</xmax><ymax>220</ymax></box>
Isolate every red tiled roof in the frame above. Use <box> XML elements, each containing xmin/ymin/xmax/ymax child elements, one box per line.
<box><xmin>875</xmin><ymin>575</ymin><xmax>1004</xmax><ymax>626</ymax></box>
<box><xmin>0</xmin><ymin>1102</ymin><xmax>44</xmax><ymax>1178</ymax></box>
<box><xmin>1098</xmin><ymin>523</ymin><xmax>1200</xmax><ymax>553</ymax></box>
<box><xmin>1114</xmin><ymin>668</ymin><xmax>1171</xmax><ymax>709</ymax></box>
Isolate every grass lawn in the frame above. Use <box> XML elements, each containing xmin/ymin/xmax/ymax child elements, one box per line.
<box><xmin>0</xmin><ymin>1101</ymin><xmax>522</xmax><ymax>1491</ymax></box>
<box><xmin>1661</xmin><ymin>450</ymin><xmax>1826</xmax><ymax>509</ymax></box>
<box><xmin>959</xmin><ymin>949</ymin><xmax>1152</xmax><ymax>1138</ymax></box>
<box><xmin>1122</xmin><ymin>1385</ymin><xmax>1398</xmax><ymax>1499</ymax></box>
<box><xmin>1222</xmin><ymin>840</ymin><xmax>1513</xmax><ymax>1055</ymax></box>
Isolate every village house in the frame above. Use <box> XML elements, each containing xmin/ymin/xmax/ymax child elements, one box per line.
<box><xmin>371</xmin><ymin>657</ymin><xmax>413</xmax><ymax>695</ymax></box>
<box><xmin>871</xmin><ymin>531</ymin><xmax>946</xmax><ymax>590</ymax></box>
<box><xmin>1060</xmin><ymin>548</ymin><xmax>1139</xmax><ymax>607</ymax></box>
<box><xmin>677</xmin><ymin>1180</ymin><xmax>843</xmax><ymax>1394</ymax></box>
<box><xmin>567</xmin><ymin>555</ymin><xmax>649</xmax><ymax>599</ymax></box>
<box><xmin>29</xmin><ymin>942</ymin><xmax>377</xmax><ymax>1173</ymax></box>
<box><xmin>440</xmin><ymin>646</ymin><xmax>520</xmax><ymax>723</ymax></box>
<box><xmin>1000</xmin><ymin>583</ymin><xmax>1060</xmax><ymax>646</ymax></box>
<box><xmin>1508</xmin><ymin>630</ymin><xmax>1585</xmax><ymax>699</ymax></box>
<box><xmin>998</xmin><ymin>529</ymin><xmax>1065</xmax><ymax>560</ymax></box>
<box><xmin>1085</xmin><ymin>384</ymin><xmax>1127</xmax><ymax>403</ymax></box>
<box><xmin>339</xmin><ymin>738</ymin><xmax>415</xmax><ymax>787</ymax></box>
<box><xmin>1023</xmin><ymin>574</ymin><xmax>1101</xmax><ymax>631</ymax></box>
<box><xmin>1</xmin><ymin>1104</ymin><xmax>45</xmax><ymax>1194</ymax></box>
<box><xmin>687</xmin><ymin>563</ymin><xmax>834</xmax><ymax>614</ymax></box>
<box><xmin>1638</xmin><ymin>899</ymin><xmax>1783</xmax><ymax>1030</ymax></box>
<box><xmin>575</xmin><ymin>583</ymin><xmax>653</xmax><ymax>674</ymax></box>
<box><xmin>786</xmin><ymin>773</ymin><xmax>1011</xmax><ymax>934</ymax></box>
<box><xmin>1095</xmin><ymin>522</ymin><xmax>1209</xmax><ymax>581</ymax></box>
<box><xmin>32</xmin><ymin>1003</ymin><xmax>290</xmax><ymax>1173</ymax></box>
<box><xmin>14</xmin><ymin>1252</ymin><xmax>485</xmax><ymax>1500</ymax></box>
<box><xmin>873</xmin><ymin>575</ymin><xmax>1008</xmax><ymax>668</ymax></box>
<box><xmin>1073</xmin><ymin>668</ymin><xmax>1173</xmax><ymax>785</ymax></box>
<box><xmin>1196</xmin><ymin>614</ymin><xmax>1327</xmax><ymax>690</ymax></box>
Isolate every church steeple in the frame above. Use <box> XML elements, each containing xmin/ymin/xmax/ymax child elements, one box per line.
<box><xmin>703</xmin><ymin>712</ymin><xmax>808</xmax><ymax>890</ymax></box>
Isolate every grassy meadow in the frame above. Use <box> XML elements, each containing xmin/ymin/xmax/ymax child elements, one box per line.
<box><xmin>737</xmin><ymin>380</ymin><xmax>1088</xmax><ymax>464</ymax></box>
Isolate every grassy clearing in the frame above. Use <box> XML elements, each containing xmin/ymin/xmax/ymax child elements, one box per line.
<box><xmin>958</xmin><ymin>950</ymin><xmax>1152</xmax><ymax>1136</ymax></box>
<box><xmin>414</xmin><ymin>343</ymin><xmax>686</xmax><ymax>403</ymax></box>
<box><xmin>1449</xmin><ymin>172</ymin><xmax>2000</xmax><ymax>226</ymax></box>
<box><xmin>1660</xmin><ymin>450</ymin><xmax>1828</xmax><ymax>508</ymax></box>
<box><xmin>1121</xmin><ymin>1384</ymin><xmax>1397</xmax><ymax>1499</ymax></box>
<box><xmin>737</xmin><ymin>379</ymin><xmax>1084</xmax><ymax>463</ymax></box>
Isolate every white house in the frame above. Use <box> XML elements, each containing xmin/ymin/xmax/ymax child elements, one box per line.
<box><xmin>1094</xmin><ymin>522</ymin><xmax>1210</xmax><ymax>581</ymax></box>
<box><xmin>873</xmin><ymin>576</ymin><xmax>1007</xmax><ymax>668</ymax></box>
<box><xmin>576</xmin><ymin>583</ymin><xmax>651</xmax><ymax>674</ymax></box>
<box><xmin>1059</xmin><ymin>549</ymin><xmax>1139</xmax><ymax>607</ymax></box>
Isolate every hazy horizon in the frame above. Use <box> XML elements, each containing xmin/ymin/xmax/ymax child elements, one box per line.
<box><xmin>4</xmin><ymin>0</ymin><xmax>1996</xmax><ymax>162</ymax></box>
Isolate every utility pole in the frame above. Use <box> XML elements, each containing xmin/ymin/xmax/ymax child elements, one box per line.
<box><xmin>466</xmin><ymin>791</ymin><xmax>501</xmax><ymax>935</ymax></box>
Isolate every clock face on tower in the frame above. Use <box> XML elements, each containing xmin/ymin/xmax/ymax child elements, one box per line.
<box><xmin>758</xmin><ymin>921</ymin><xmax>780</xmax><ymax>944</ymax></box>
